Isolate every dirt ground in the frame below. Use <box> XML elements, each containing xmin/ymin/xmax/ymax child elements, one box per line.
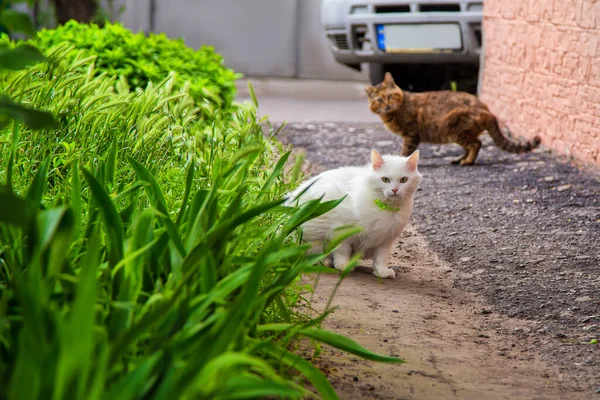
<box><xmin>278</xmin><ymin>122</ymin><xmax>600</xmax><ymax>399</ymax></box>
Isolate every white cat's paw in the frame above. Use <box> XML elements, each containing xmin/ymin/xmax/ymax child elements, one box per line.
<box><xmin>332</xmin><ymin>261</ymin><xmax>347</xmax><ymax>271</ymax></box>
<box><xmin>374</xmin><ymin>268</ymin><xmax>396</xmax><ymax>279</ymax></box>
<box><xmin>332</xmin><ymin>258</ymin><xmax>349</xmax><ymax>271</ymax></box>
<box><xmin>322</xmin><ymin>257</ymin><xmax>332</xmax><ymax>267</ymax></box>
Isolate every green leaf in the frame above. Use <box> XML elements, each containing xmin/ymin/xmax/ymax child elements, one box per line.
<box><xmin>0</xmin><ymin>96</ymin><xmax>57</xmax><ymax>130</ymax></box>
<box><xmin>284</xmin><ymin>197</ymin><xmax>345</xmax><ymax>235</ymax></box>
<box><xmin>176</xmin><ymin>161</ymin><xmax>195</xmax><ymax>226</ymax></box>
<box><xmin>213</xmin><ymin>376</ymin><xmax>304</xmax><ymax>399</ymax></box>
<box><xmin>259</xmin><ymin>151</ymin><xmax>290</xmax><ymax>196</ymax></box>
<box><xmin>1</xmin><ymin>9</ymin><xmax>35</xmax><ymax>36</ymax></box>
<box><xmin>261</xmin><ymin>342</ymin><xmax>339</xmax><ymax>400</ymax></box>
<box><xmin>0</xmin><ymin>45</ymin><xmax>45</xmax><ymax>71</ymax></box>
<box><xmin>82</xmin><ymin>169</ymin><xmax>124</xmax><ymax>265</ymax></box>
<box><xmin>274</xmin><ymin>296</ymin><xmax>291</xmax><ymax>323</ymax></box>
<box><xmin>8</xmin><ymin>328</ymin><xmax>43</xmax><ymax>400</ymax></box>
<box><xmin>70</xmin><ymin>163</ymin><xmax>82</xmax><ymax>236</ymax></box>
<box><xmin>105</xmin><ymin>352</ymin><xmax>163</xmax><ymax>400</ymax></box>
<box><xmin>26</xmin><ymin>158</ymin><xmax>50</xmax><ymax>212</ymax></box>
<box><xmin>0</xmin><ymin>186</ymin><xmax>30</xmax><ymax>227</ymax></box>
<box><xmin>325</xmin><ymin>225</ymin><xmax>362</xmax><ymax>254</ymax></box>
<box><xmin>105</xmin><ymin>138</ymin><xmax>118</xmax><ymax>186</ymax></box>
<box><xmin>6</xmin><ymin>121</ymin><xmax>20</xmax><ymax>191</ymax></box>
<box><xmin>247</xmin><ymin>81</ymin><xmax>259</xmax><ymax>108</ymax></box>
<box><xmin>109</xmin><ymin>292</ymin><xmax>180</xmax><ymax>365</ymax></box>
<box><xmin>36</xmin><ymin>207</ymin><xmax>68</xmax><ymax>254</ymax></box>
<box><xmin>193</xmin><ymin>352</ymin><xmax>286</xmax><ymax>396</ymax></box>
<box><xmin>128</xmin><ymin>157</ymin><xmax>185</xmax><ymax>257</ymax></box>
<box><xmin>259</xmin><ymin>324</ymin><xmax>405</xmax><ymax>363</ymax></box>
<box><xmin>53</xmin><ymin>230</ymin><xmax>100</xmax><ymax>400</ymax></box>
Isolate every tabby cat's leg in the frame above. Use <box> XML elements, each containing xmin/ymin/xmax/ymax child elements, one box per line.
<box><xmin>456</xmin><ymin>138</ymin><xmax>482</xmax><ymax>166</ymax></box>
<box><xmin>450</xmin><ymin>148</ymin><xmax>469</xmax><ymax>165</ymax></box>
<box><xmin>401</xmin><ymin>136</ymin><xmax>420</xmax><ymax>157</ymax></box>
<box><xmin>332</xmin><ymin>241</ymin><xmax>352</xmax><ymax>271</ymax></box>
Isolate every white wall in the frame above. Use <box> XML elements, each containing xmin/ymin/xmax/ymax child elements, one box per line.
<box><xmin>117</xmin><ymin>0</ymin><xmax>367</xmax><ymax>81</ymax></box>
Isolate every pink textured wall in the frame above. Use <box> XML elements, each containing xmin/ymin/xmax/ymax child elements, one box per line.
<box><xmin>480</xmin><ymin>0</ymin><xmax>600</xmax><ymax>165</ymax></box>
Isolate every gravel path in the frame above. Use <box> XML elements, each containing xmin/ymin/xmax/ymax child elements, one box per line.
<box><xmin>279</xmin><ymin>121</ymin><xmax>600</xmax><ymax>397</ymax></box>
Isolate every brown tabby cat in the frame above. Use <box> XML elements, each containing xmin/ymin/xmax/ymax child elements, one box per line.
<box><xmin>365</xmin><ymin>72</ymin><xmax>541</xmax><ymax>165</ymax></box>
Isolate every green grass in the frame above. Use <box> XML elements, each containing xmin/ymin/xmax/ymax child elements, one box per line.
<box><xmin>0</xmin><ymin>31</ymin><xmax>404</xmax><ymax>400</ymax></box>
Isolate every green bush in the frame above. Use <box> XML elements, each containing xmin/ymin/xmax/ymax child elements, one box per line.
<box><xmin>0</xmin><ymin>45</ymin><xmax>403</xmax><ymax>399</ymax></box>
<box><xmin>2</xmin><ymin>20</ymin><xmax>239</xmax><ymax>112</ymax></box>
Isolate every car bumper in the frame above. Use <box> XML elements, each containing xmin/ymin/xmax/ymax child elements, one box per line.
<box><xmin>323</xmin><ymin>3</ymin><xmax>482</xmax><ymax>66</ymax></box>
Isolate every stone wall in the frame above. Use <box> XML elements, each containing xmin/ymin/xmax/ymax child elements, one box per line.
<box><xmin>480</xmin><ymin>0</ymin><xmax>599</xmax><ymax>165</ymax></box>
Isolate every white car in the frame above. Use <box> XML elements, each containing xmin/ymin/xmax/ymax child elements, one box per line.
<box><xmin>321</xmin><ymin>0</ymin><xmax>483</xmax><ymax>91</ymax></box>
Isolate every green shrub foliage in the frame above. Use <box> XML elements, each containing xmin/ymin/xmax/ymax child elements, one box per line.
<box><xmin>2</xmin><ymin>20</ymin><xmax>238</xmax><ymax>112</ymax></box>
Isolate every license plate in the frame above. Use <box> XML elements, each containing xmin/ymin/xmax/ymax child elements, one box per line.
<box><xmin>377</xmin><ymin>23</ymin><xmax>462</xmax><ymax>52</ymax></box>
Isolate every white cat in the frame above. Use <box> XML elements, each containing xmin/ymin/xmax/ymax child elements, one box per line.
<box><xmin>288</xmin><ymin>149</ymin><xmax>421</xmax><ymax>279</ymax></box>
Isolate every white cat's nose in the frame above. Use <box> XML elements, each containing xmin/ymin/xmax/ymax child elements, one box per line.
<box><xmin>392</xmin><ymin>188</ymin><xmax>398</xmax><ymax>194</ymax></box>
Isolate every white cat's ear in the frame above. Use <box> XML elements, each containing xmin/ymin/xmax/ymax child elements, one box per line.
<box><xmin>371</xmin><ymin>149</ymin><xmax>385</xmax><ymax>170</ymax></box>
<box><xmin>406</xmin><ymin>150</ymin><xmax>419</xmax><ymax>172</ymax></box>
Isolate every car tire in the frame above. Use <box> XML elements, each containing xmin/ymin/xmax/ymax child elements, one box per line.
<box><xmin>368</xmin><ymin>63</ymin><xmax>385</xmax><ymax>85</ymax></box>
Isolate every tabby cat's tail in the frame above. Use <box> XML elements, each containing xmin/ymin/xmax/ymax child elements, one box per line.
<box><xmin>487</xmin><ymin>118</ymin><xmax>541</xmax><ymax>154</ymax></box>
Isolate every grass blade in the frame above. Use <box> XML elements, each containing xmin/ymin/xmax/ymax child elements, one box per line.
<box><xmin>70</xmin><ymin>163</ymin><xmax>82</xmax><ymax>236</ymax></box>
<box><xmin>128</xmin><ymin>157</ymin><xmax>185</xmax><ymax>257</ymax></box>
<box><xmin>213</xmin><ymin>375</ymin><xmax>304</xmax><ymax>399</ymax></box>
<box><xmin>176</xmin><ymin>161</ymin><xmax>195</xmax><ymax>226</ymax></box>
<box><xmin>26</xmin><ymin>157</ymin><xmax>50</xmax><ymax>212</ymax></box>
<box><xmin>105</xmin><ymin>138</ymin><xmax>118</xmax><ymax>186</ymax></box>
<box><xmin>262</xmin><ymin>342</ymin><xmax>339</xmax><ymax>400</ymax></box>
<box><xmin>259</xmin><ymin>324</ymin><xmax>405</xmax><ymax>363</ymax></box>
<box><xmin>82</xmin><ymin>169</ymin><xmax>124</xmax><ymax>265</ymax></box>
<box><xmin>259</xmin><ymin>151</ymin><xmax>290</xmax><ymax>197</ymax></box>
<box><xmin>0</xmin><ymin>187</ymin><xmax>29</xmax><ymax>227</ymax></box>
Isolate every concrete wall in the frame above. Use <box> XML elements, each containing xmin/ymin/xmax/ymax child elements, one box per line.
<box><xmin>480</xmin><ymin>0</ymin><xmax>600</xmax><ymax>165</ymax></box>
<box><xmin>114</xmin><ymin>0</ymin><xmax>151</xmax><ymax>33</ymax></box>
<box><xmin>117</xmin><ymin>0</ymin><xmax>367</xmax><ymax>81</ymax></box>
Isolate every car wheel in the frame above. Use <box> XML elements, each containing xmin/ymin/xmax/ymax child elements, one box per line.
<box><xmin>368</xmin><ymin>63</ymin><xmax>385</xmax><ymax>85</ymax></box>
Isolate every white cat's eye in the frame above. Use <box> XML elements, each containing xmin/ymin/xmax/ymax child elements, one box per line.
<box><xmin>381</xmin><ymin>177</ymin><xmax>390</xmax><ymax>183</ymax></box>
<box><xmin>399</xmin><ymin>177</ymin><xmax>408</xmax><ymax>183</ymax></box>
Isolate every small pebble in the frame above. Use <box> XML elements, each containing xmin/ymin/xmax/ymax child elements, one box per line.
<box><xmin>353</xmin><ymin>376</ymin><xmax>359</xmax><ymax>382</ymax></box>
<box><xmin>392</xmin><ymin>310</ymin><xmax>399</xmax><ymax>313</ymax></box>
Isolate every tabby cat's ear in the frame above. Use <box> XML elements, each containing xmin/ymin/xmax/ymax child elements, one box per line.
<box><xmin>383</xmin><ymin>72</ymin><xmax>395</xmax><ymax>84</ymax></box>
<box><xmin>406</xmin><ymin>150</ymin><xmax>420</xmax><ymax>172</ymax></box>
<box><xmin>364</xmin><ymin>86</ymin><xmax>375</xmax><ymax>97</ymax></box>
<box><xmin>371</xmin><ymin>149</ymin><xmax>385</xmax><ymax>170</ymax></box>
